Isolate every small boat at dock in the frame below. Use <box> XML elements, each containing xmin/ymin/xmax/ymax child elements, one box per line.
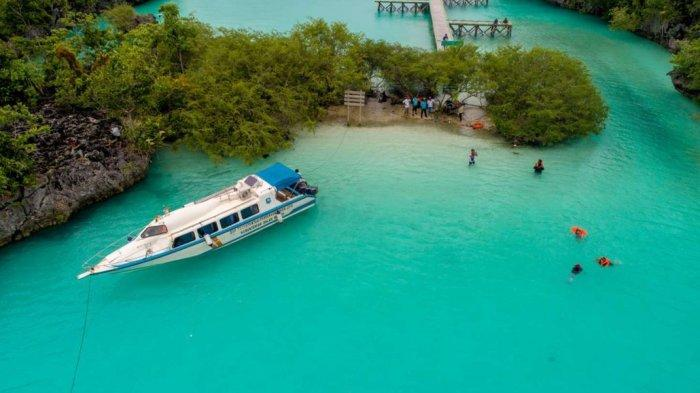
<box><xmin>77</xmin><ymin>163</ymin><xmax>317</xmax><ymax>279</ymax></box>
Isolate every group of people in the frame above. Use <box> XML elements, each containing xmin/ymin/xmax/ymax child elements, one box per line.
<box><xmin>491</xmin><ymin>17</ymin><xmax>509</xmax><ymax>26</ymax></box>
<box><xmin>463</xmin><ymin>150</ymin><xmax>617</xmax><ymax>280</ymax></box>
<box><xmin>569</xmin><ymin>226</ymin><xmax>616</xmax><ymax>282</ymax></box>
<box><xmin>467</xmin><ymin>150</ymin><xmax>545</xmax><ymax>175</ymax></box>
<box><xmin>402</xmin><ymin>96</ymin><xmax>436</xmax><ymax>119</ymax></box>
<box><xmin>463</xmin><ymin>147</ymin><xmax>617</xmax><ymax>281</ymax></box>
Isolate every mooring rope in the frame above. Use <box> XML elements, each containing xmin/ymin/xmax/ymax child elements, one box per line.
<box><xmin>305</xmin><ymin>125</ymin><xmax>351</xmax><ymax>176</ymax></box>
<box><xmin>70</xmin><ymin>277</ymin><xmax>92</xmax><ymax>393</ymax></box>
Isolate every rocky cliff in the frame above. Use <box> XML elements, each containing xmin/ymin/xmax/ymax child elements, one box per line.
<box><xmin>0</xmin><ymin>105</ymin><xmax>150</xmax><ymax>246</ymax></box>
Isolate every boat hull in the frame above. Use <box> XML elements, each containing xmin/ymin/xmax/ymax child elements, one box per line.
<box><xmin>94</xmin><ymin>195</ymin><xmax>316</xmax><ymax>276</ymax></box>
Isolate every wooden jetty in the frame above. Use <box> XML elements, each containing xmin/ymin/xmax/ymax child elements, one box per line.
<box><xmin>448</xmin><ymin>19</ymin><xmax>512</xmax><ymax>37</ymax></box>
<box><xmin>429</xmin><ymin>0</ymin><xmax>452</xmax><ymax>49</ymax></box>
<box><xmin>374</xmin><ymin>0</ymin><xmax>511</xmax><ymax>49</ymax></box>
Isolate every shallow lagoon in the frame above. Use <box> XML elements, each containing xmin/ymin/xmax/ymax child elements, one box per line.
<box><xmin>1</xmin><ymin>0</ymin><xmax>699</xmax><ymax>392</ymax></box>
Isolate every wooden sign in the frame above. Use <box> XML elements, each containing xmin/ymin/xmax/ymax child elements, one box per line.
<box><xmin>344</xmin><ymin>90</ymin><xmax>366</xmax><ymax>107</ymax></box>
<box><xmin>344</xmin><ymin>90</ymin><xmax>365</xmax><ymax>125</ymax></box>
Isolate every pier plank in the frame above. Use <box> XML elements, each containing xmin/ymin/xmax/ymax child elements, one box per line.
<box><xmin>429</xmin><ymin>0</ymin><xmax>452</xmax><ymax>50</ymax></box>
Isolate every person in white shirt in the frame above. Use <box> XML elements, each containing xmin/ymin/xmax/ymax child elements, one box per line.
<box><xmin>402</xmin><ymin>96</ymin><xmax>411</xmax><ymax>117</ymax></box>
<box><xmin>427</xmin><ymin>97</ymin><xmax>434</xmax><ymax>115</ymax></box>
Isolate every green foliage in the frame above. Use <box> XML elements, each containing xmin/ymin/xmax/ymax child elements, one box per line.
<box><xmin>483</xmin><ymin>46</ymin><xmax>608</xmax><ymax>145</ymax></box>
<box><xmin>0</xmin><ymin>0</ymin><xmax>144</xmax><ymax>38</ymax></box>
<box><xmin>0</xmin><ymin>0</ymin><xmax>68</xmax><ymax>38</ymax></box>
<box><xmin>368</xmin><ymin>43</ymin><xmax>484</xmax><ymax>99</ymax></box>
<box><xmin>672</xmin><ymin>38</ymin><xmax>700</xmax><ymax>92</ymax></box>
<box><xmin>0</xmin><ymin>39</ymin><xmax>45</xmax><ymax>105</ymax></box>
<box><xmin>609</xmin><ymin>6</ymin><xmax>640</xmax><ymax>31</ymax></box>
<box><xmin>81</xmin><ymin>16</ymin><xmax>369</xmax><ymax>161</ymax></box>
<box><xmin>103</xmin><ymin>3</ymin><xmax>137</xmax><ymax>33</ymax></box>
<box><xmin>153</xmin><ymin>4</ymin><xmax>209</xmax><ymax>73</ymax></box>
<box><xmin>82</xmin><ymin>23</ymin><xmax>162</xmax><ymax>115</ymax></box>
<box><xmin>0</xmin><ymin>104</ymin><xmax>47</xmax><ymax>194</ymax></box>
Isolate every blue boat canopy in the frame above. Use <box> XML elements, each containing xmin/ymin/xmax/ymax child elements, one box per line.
<box><xmin>256</xmin><ymin>163</ymin><xmax>301</xmax><ymax>190</ymax></box>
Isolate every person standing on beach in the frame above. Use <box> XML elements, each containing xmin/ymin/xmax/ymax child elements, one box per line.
<box><xmin>402</xmin><ymin>96</ymin><xmax>411</xmax><ymax>117</ymax></box>
<box><xmin>420</xmin><ymin>97</ymin><xmax>428</xmax><ymax>118</ymax></box>
<box><xmin>468</xmin><ymin>148</ymin><xmax>478</xmax><ymax>165</ymax></box>
<box><xmin>412</xmin><ymin>96</ymin><xmax>419</xmax><ymax>116</ymax></box>
<box><xmin>457</xmin><ymin>103</ymin><xmax>464</xmax><ymax>122</ymax></box>
<box><xmin>428</xmin><ymin>97</ymin><xmax>434</xmax><ymax>115</ymax></box>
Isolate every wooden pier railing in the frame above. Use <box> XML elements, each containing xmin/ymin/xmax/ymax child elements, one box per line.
<box><xmin>375</xmin><ymin>0</ymin><xmax>429</xmax><ymax>14</ymax></box>
<box><xmin>443</xmin><ymin>0</ymin><xmax>488</xmax><ymax>6</ymax></box>
<box><xmin>448</xmin><ymin>20</ymin><xmax>512</xmax><ymax>37</ymax></box>
<box><xmin>374</xmin><ymin>0</ymin><xmax>489</xmax><ymax>13</ymax></box>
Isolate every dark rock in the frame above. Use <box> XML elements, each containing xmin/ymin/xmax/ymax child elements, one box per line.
<box><xmin>0</xmin><ymin>103</ymin><xmax>151</xmax><ymax>247</ymax></box>
<box><xmin>135</xmin><ymin>13</ymin><xmax>157</xmax><ymax>27</ymax></box>
<box><xmin>668</xmin><ymin>70</ymin><xmax>700</xmax><ymax>99</ymax></box>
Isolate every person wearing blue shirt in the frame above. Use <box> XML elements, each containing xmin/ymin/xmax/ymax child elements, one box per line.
<box><xmin>420</xmin><ymin>97</ymin><xmax>428</xmax><ymax>118</ymax></box>
<box><xmin>411</xmin><ymin>96</ymin><xmax>419</xmax><ymax>116</ymax></box>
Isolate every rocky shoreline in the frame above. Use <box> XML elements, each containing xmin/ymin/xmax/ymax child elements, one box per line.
<box><xmin>0</xmin><ymin>104</ymin><xmax>150</xmax><ymax>246</ymax></box>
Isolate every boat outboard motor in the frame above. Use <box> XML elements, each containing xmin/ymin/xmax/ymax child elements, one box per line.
<box><xmin>293</xmin><ymin>178</ymin><xmax>318</xmax><ymax>196</ymax></box>
<box><xmin>303</xmin><ymin>185</ymin><xmax>318</xmax><ymax>196</ymax></box>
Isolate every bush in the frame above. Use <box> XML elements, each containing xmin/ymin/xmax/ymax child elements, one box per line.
<box><xmin>609</xmin><ymin>6</ymin><xmax>640</xmax><ymax>31</ymax></box>
<box><xmin>483</xmin><ymin>46</ymin><xmax>608</xmax><ymax>145</ymax></box>
<box><xmin>104</xmin><ymin>4</ymin><xmax>138</xmax><ymax>33</ymax></box>
<box><xmin>0</xmin><ymin>104</ymin><xmax>47</xmax><ymax>194</ymax></box>
<box><xmin>671</xmin><ymin>38</ymin><xmax>700</xmax><ymax>93</ymax></box>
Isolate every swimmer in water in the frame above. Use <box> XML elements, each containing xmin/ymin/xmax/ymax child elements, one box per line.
<box><xmin>597</xmin><ymin>257</ymin><xmax>613</xmax><ymax>267</ymax></box>
<box><xmin>533</xmin><ymin>159</ymin><xmax>544</xmax><ymax>173</ymax></box>
<box><xmin>468</xmin><ymin>148</ymin><xmax>478</xmax><ymax>166</ymax></box>
<box><xmin>571</xmin><ymin>226</ymin><xmax>588</xmax><ymax>239</ymax></box>
<box><xmin>569</xmin><ymin>263</ymin><xmax>583</xmax><ymax>281</ymax></box>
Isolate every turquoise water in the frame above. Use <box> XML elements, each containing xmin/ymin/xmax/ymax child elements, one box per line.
<box><xmin>2</xmin><ymin>0</ymin><xmax>699</xmax><ymax>392</ymax></box>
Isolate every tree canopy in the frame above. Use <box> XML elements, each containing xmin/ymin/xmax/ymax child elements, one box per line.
<box><xmin>672</xmin><ymin>38</ymin><xmax>700</xmax><ymax>94</ymax></box>
<box><xmin>483</xmin><ymin>46</ymin><xmax>608</xmax><ymax>145</ymax></box>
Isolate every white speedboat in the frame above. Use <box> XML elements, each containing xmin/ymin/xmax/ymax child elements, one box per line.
<box><xmin>78</xmin><ymin>163</ymin><xmax>317</xmax><ymax>279</ymax></box>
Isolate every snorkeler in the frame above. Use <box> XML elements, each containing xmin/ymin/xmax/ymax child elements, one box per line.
<box><xmin>597</xmin><ymin>257</ymin><xmax>613</xmax><ymax>267</ymax></box>
<box><xmin>533</xmin><ymin>159</ymin><xmax>544</xmax><ymax>173</ymax></box>
<box><xmin>568</xmin><ymin>263</ymin><xmax>583</xmax><ymax>282</ymax></box>
<box><xmin>571</xmin><ymin>264</ymin><xmax>583</xmax><ymax>275</ymax></box>
<box><xmin>569</xmin><ymin>263</ymin><xmax>583</xmax><ymax>282</ymax></box>
<box><xmin>570</xmin><ymin>226</ymin><xmax>588</xmax><ymax>239</ymax></box>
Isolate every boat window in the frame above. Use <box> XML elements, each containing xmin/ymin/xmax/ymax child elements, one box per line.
<box><xmin>244</xmin><ymin>176</ymin><xmax>258</xmax><ymax>187</ymax></box>
<box><xmin>220</xmin><ymin>212</ymin><xmax>240</xmax><ymax>228</ymax></box>
<box><xmin>172</xmin><ymin>232</ymin><xmax>196</xmax><ymax>248</ymax></box>
<box><xmin>240</xmin><ymin>204</ymin><xmax>260</xmax><ymax>220</ymax></box>
<box><xmin>141</xmin><ymin>224</ymin><xmax>168</xmax><ymax>238</ymax></box>
<box><xmin>196</xmin><ymin>222</ymin><xmax>219</xmax><ymax>237</ymax></box>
